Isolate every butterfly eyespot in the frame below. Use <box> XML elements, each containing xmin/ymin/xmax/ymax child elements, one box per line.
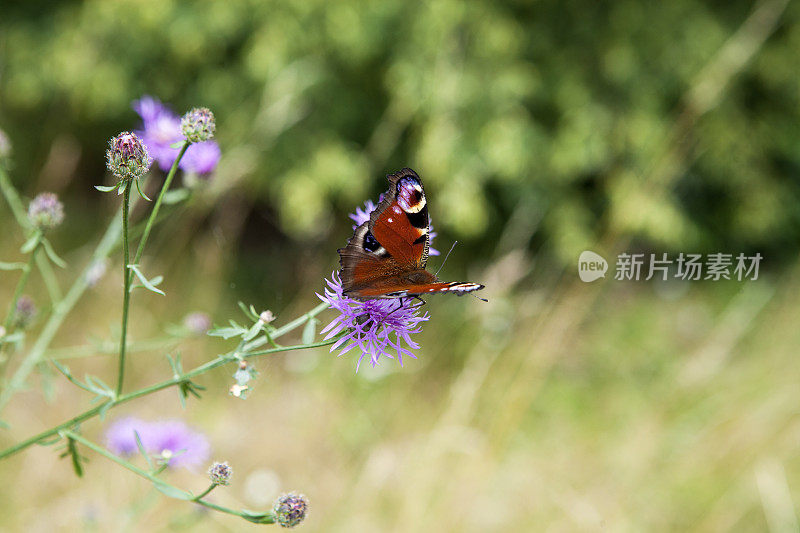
<box><xmin>363</xmin><ymin>231</ymin><xmax>381</xmax><ymax>253</ymax></box>
<box><xmin>338</xmin><ymin>168</ymin><xmax>484</xmax><ymax>300</ymax></box>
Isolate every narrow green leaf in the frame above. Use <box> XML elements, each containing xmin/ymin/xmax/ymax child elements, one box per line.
<box><xmin>94</xmin><ymin>184</ymin><xmax>119</xmax><ymax>192</ymax></box>
<box><xmin>169</xmin><ymin>141</ymin><xmax>186</xmax><ymax>149</ymax></box>
<box><xmin>240</xmin><ymin>510</ymin><xmax>276</xmax><ymax>524</ymax></box>
<box><xmin>135</xmin><ymin>178</ymin><xmax>152</xmax><ymax>201</ymax></box>
<box><xmin>238</xmin><ymin>301</ymin><xmax>258</xmax><ymax>321</ymax></box>
<box><xmin>20</xmin><ymin>234</ymin><xmax>39</xmax><ymax>253</ymax></box>
<box><xmin>66</xmin><ymin>437</ymin><xmax>84</xmax><ymax>477</ymax></box>
<box><xmin>134</xmin><ymin>430</ymin><xmax>154</xmax><ymax>471</ymax></box>
<box><xmin>243</xmin><ymin>322</ymin><xmax>262</xmax><ymax>342</ymax></box>
<box><xmin>51</xmin><ymin>359</ymin><xmax>72</xmax><ymax>377</ymax></box>
<box><xmin>38</xmin><ymin>435</ymin><xmax>63</xmax><ymax>446</ymax></box>
<box><xmin>302</xmin><ymin>318</ymin><xmax>318</xmax><ymax>345</ymax></box>
<box><xmin>162</xmin><ymin>188</ymin><xmax>190</xmax><ymax>205</ymax></box>
<box><xmin>207</xmin><ymin>326</ymin><xmax>248</xmax><ymax>339</ymax></box>
<box><xmin>0</xmin><ymin>261</ymin><xmax>26</xmax><ymax>270</ymax></box>
<box><xmin>153</xmin><ymin>481</ymin><xmax>192</xmax><ymax>500</ymax></box>
<box><xmin>98</xmin><ymin>401</ymin><xmax>111</xmax><ymax>421</ymax></box>
<box><xmin>128</xmin><ymin>264</ymin><xmax>165</xmax><ymax>296</ymax></box>
<box><xmin>41</xmin><ymin>239</ymin><xmax>67</xmax><ymax>268</ymax></box>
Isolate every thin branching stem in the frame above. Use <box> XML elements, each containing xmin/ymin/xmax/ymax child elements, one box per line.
<box><xmin>117</xmin><ymin>182</ymin><xmax>132</xmax><ymax>396</ymax></box>
<box><xmin>0</xmin><ymin>167</ymin><xmax>62</xmax><ymax>303</ymax></box>
<box><xmin>0</xmin><ymin>331</ymin><xmax>338</xmax><ymax>460</ymax></box>
<box><xmin>0</xmin><ymin>231</ymin><xmax>44</xmax><ymax>374</ymax></box>
<box><xmin>61</xmin><ymin>430</ymin><xmax>273</xmax><ymax>522</ymax></box>
<box><xmin>132</xmin><ymin>141</ymin><xmax>189</xmax><ymax>271</ymax></box>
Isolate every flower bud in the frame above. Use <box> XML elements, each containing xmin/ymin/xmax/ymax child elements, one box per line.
<box><xmin>28</xmin><ymin>193</ymin><xmax>64</xmax><ymax>229</ymax></box>
<box><xmin>208</xmin><ymin>461</ymin><xmax>232</xmax><ymax>486</ymax></box>
<box><xmin>106</xmin><ymin>132</ymin><xmax>152</xmax><ymax>182</ymax></box>
<box><xmin>181</xmin><ymin>107</ymin><xmax>216</xmax><ymax>143</ymax></box>
<box><xmin>184</xmin><ymin>312</ymin><xmax>212</xmax><ymax>335</ymax></box>
<box><xmin>273</xmin><ymin>492</ymin><xmax>308</xmax><ymax>528</ymax></box>
<box><xmin>259</xmin><ymin>310</ymin><xmax>275</xmax><ymax>324</ymax></box>
<box><xmin>14</xmin><ymin>296</ymin><xmax>37</xmax><ymax>329</ymax></box>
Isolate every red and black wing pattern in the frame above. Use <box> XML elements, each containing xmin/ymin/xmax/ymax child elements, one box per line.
<box><xmin>338</xmin><ymin>168</ymin><xmax>484</xmax><ymax>300</ymax></box>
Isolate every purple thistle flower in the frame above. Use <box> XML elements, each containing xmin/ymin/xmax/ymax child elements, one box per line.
<box><xmin>104</xmin><ymin>417</ymin><xmax>210</xmax><ymax>469</ymax></box>
<box><xmin>348</xmin><ymin>199</ymin><xmax>376</xmax><ymax>228</ymax></box>
<box><xmin>105</xmin><ymin>417</ymin><xmax>145</xmax><ymax>455</ymax></box>
<box><xmin>132</xmin><ymin>96</ymin><xmax>221</xmax><ymax>175</ymax></box>
<box><xmin>180</xmin><ymin>140</ymin><xmax>221</xmax><ymax>175</ymax></box>
<box><xmin>133</xmin><ymin>96</ymin><xmax>183</xmax><ymax>172</ymax></box>
<box><xmin>273</xmin><ymin>492</ymin><xmax>309</xmax><ymax>528</ymax></box>
<box><xmin>28</xmin><ymin>192</ymin><xmax>65</xmax><ymax>229</ymax></box>
<box><xmin>14</xmin><ymin>295</ymin><xmax>36</xmax><ymax>329</ymax></box>
<box><xmin>348</xmin><ymin>198</ymin><xmax>439</xmax><ymax>256</ymax></box>
<box><xmin>317</xmin><ymin>272</ymin><xmax>429</xmax><ymax>371</ymax></box>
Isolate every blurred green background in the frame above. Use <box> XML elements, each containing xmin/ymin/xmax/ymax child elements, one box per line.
<box><xmin>2</xmin><ymin>0</ymin><xmax>800</xmax><ymax>531</ymax></box>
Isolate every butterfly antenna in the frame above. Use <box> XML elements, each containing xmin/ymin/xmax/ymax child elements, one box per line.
<box><xmin>434</xmin><ymin>241</ymin><xmax>458</xmax><ymax>278</ymax></box>
<box><xmin>471</xmin><ymin>293</ymin><xmax>488</xmax><ymax>303</ymax></box>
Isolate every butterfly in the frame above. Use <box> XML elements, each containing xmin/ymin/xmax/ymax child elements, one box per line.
<box><xmin>338</xmin><ymin>168</ymin><xmax>485</xmax><ymax>300</ymax></box>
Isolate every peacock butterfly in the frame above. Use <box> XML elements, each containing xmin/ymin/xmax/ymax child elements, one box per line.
<box><xmin>338</xmin><ymin>168</ymin><xmax>485</xmax><ymax>300</ymax></box>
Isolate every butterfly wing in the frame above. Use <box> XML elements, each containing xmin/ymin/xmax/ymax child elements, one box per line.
<box><xmin>338</xmin><ymin>168</ymin><xmax>484</xmax><ymax>300</ymax></box>
<box><xmin>368</xmin><ymin>168</ymin><xmax>431</xmax><ymax>269</ymax></box>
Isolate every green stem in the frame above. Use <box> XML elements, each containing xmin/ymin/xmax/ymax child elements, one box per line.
<box><xmin>2</xmin><ymin>232</ymin><xmax>42</xmax><ymax>333</ymax></box>
<box><xmin>117</xmin><ymin>183</ymin><xmax>132</xmax><ymax>396</ymax></box>
<box><xmin>0</xmin><ymin>166</ymin><xmax>28</xmax><ymax>227</ymax></box>
<box><xmin>46</xmin><ymin>335</ymin><xmax>185</xmax><ymax>361</ymax></box>
<box><xmin>193</xmin><ymin>484</ymin><xmax>217</xmax><ymax>501</ymax></box>
<box><xmin>0</xmin><ymin>167</ymin><xmax>62</xmax><ymax>305</ymax></box>
<box><xmin>0</xmin><ymin>208</ymin><xmax>124</xmax><ymax>412</ymax></box>
<box><xmin>0</xmin><ymin>232</ymin><xmax>43</xmax><ymax>374</ymax></box>
<box><xmin>61</xmin><ymin>430</ymin><xmax>257</xmax><ymax>521</ymax></box>
<box><xmin>132</xmin><ymin>141</ymin><xmax>189</xmax><ymax>272</ymax></box>
<box><xmin>62</xmin><ymin>430</ymin><xmax>173</xmax><ymax>489</ymax></box>
<box><xmin>0</xmin><ymin>334</ymin><xmax>338</xmax><ymax>460</ymax></box>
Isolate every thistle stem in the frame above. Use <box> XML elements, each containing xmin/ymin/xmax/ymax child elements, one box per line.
<box><xmin>193</xmin><ymin>484</ymin><xmax>217</xmax><ymax>501</ymax></box>
<box><xmin>116</xmin><ymin>183</ymin><xmax>132</xmax><ymax>396</ymax></box>
<box><xmin>0</xmin><ymin>333</ymin><xmax>339</xmax><ymax>460</ymax></box>
<box><xmin>0</xmin><ymin>231</ymin><xmax>43</xmax><ymax>374</ymax></box>
<box><xmin>132</xmin><ymin>141</ymin><xmax>189</xmax><ymax>271</ymax></box>
<box><xmin>2</xmin><ymin>232</ymin><xmax>42</xmax><ymax>333</ymax></box>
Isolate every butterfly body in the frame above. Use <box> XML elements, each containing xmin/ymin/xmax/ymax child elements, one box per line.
<box><xmin>338</xmin><ymin>168</ymin><xmax>484</xmax><ymax>300</ymax></box>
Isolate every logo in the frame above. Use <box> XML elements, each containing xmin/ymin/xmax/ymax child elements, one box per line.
<box><xmin>578</xmin><ymin>250</ymin><xmax>608</xmax><ymax>282</ymax></box>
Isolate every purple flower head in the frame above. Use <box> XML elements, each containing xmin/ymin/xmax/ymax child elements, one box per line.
<box><xmin>183</xmin><ymin>312</ymin><xmax>212</xmax><ymax>335</ymax></box>
<box><xmin>317</xmin><ymin>272</ymin><xmax>429</xmax><ymax>371</ymax></box>
<box><xmin>181</xmin><ymin>107</ymin><xmax>216</xmax><ymax>143</ymax></box>
<box><xmin>273</xmin><ymin>492</ymin><xmax>309</xmax><ymax>528</ymax></box>
<box><xmin>14</xmin><ymin>295</ymin><xmax>36</xmax><ymax>329</ymax></box>
<box><xmin>106</xmin><ymin>132</ymin><xmax>152</xmax><ymax>182</ymax></box>
<box><xmin>105</xmin><ymin>417</ymin><xmax>145</xmax><ymax>455</ymax></box>
<box><xmin>133</xmin><ymin>96</ymin><xmax>221</xmax><ymax>175</ymax></box>
<box><xmin>133</xmin><ymin>96</ymin><xmax>183</xmax><ymax>171</ymax></box>
<box><xmin>105</xmin><ymin>417</ymin><xmax>210</xmax><ymax>469</ymax></box>
<box><xmin>348</xmin><ymin>198</ymin><xmax>439</xmax><ymax>256</ymax></box>
<box><xmin>28</xmin><ymin>192</ymin><xmax>65</xmax><ymax>229</ymax></box>
<box><xmin>180</xmin><ymin>141</ymin><xmax>221</xmax><ymax>175</ymax></box>
<box><xmin>208</xmin><ymin>461</ymin><xmax>233</xmax><ymax>486</ymax></box>
<box><xmin>349</xmin><ymin>199</ymin><xmax>376</xmax><ymax>228</ymax></box>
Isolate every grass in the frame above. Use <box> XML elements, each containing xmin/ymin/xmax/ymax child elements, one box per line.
<box><xmin>1</xmin><ymin>224</ymin><xmax>797</xmax><ymax>531</ymax></box>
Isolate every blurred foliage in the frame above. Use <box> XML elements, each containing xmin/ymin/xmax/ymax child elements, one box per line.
<box><xmin>2</xmin><ymin>0</ymin><xmax>800</xmax><ymax>269</ymax></box>
<box><xmin>2</xmin><ymin>2</ymin><xmax>800</xmax><ymax>531</ymax></box>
